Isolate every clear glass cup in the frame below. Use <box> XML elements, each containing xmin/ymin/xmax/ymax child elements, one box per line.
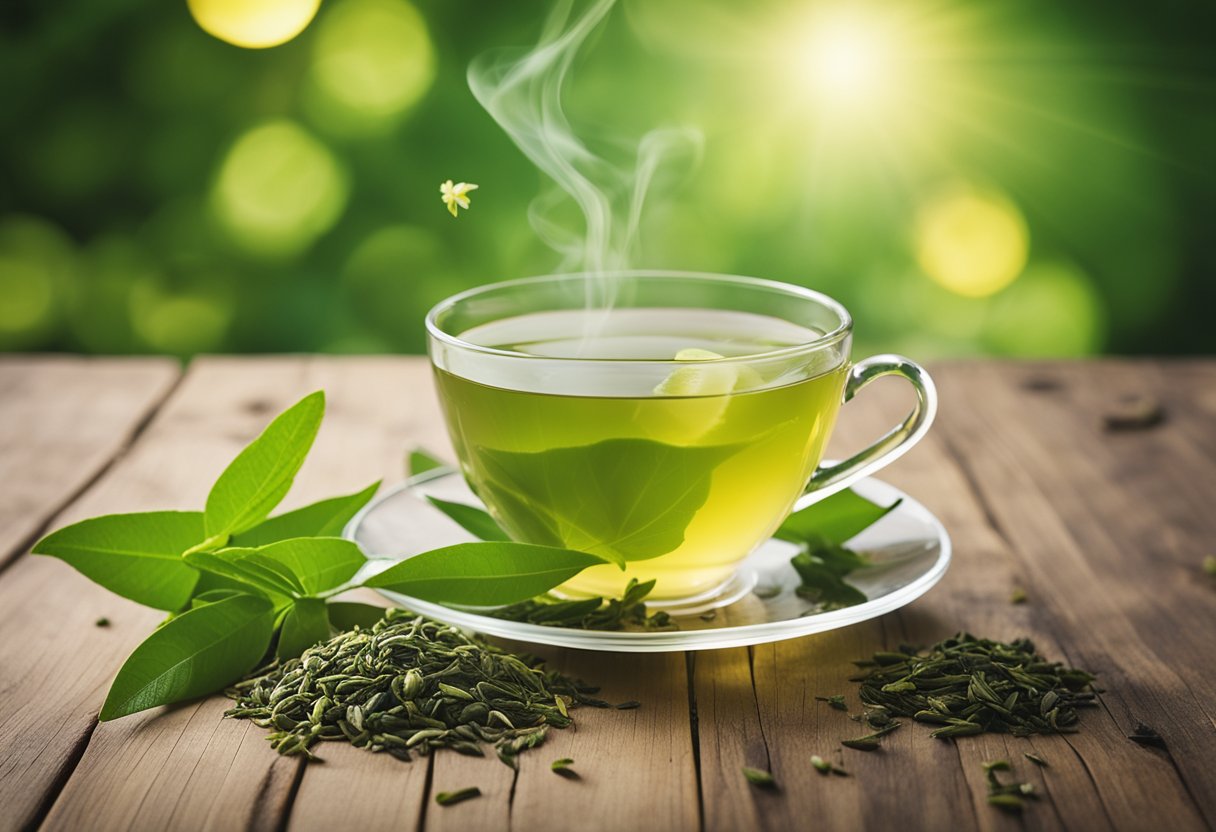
<box><xmin>427</xmin><ymin>271</ymin><xmax>937</xmax><ymax>602</ymax></box>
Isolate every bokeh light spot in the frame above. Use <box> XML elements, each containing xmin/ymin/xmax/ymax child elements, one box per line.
<box><xmin>211</xmin><ymin>120</ymin><xmax>349</xmax><ymax>258</ymax></box>
<box><xmin>916</xmin><ymin>187</ymin><xmax>1029</xmax><ymax>298</ymax></box>
<box><xmin>985</xmin><ymin>262</ymin><xmax>1104</xmax><ymax>356</ymax></box>
<box><xmin>304</xmin><ymin>0</ymin><xmax>435</xmax><ymax>134</ymax></box>
<box><xmin>130</xmin><ymin>282</ymin><xmax>232</xmax><ymax>355</ymax></box>
<box><xmin>0</xmin><ymin>216</ymin><xmax>76</xmax><ymax>348</ymax></box>
<box><xmin>188</xmin><ymin>0</ymin><xmax>321</xmax><ymax>49</ymax></box>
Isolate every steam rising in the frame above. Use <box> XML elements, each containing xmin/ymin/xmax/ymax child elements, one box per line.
<box><xmin>468</xmin><ymin>0</ymin><xmax>702</xmax><ymax>305</ymax></box>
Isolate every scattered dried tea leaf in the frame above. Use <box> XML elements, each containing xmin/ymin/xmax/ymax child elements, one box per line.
<box><xmin>816</xmin><ymin>695</ymin><xmax>848</xmax><ymax>711</ymax></box>
<box><xmin>987</xmin><ymin>794</ymin><xmax>1025</xmax><ymax>813</ymax></box>
<box><xmin>1129</xmin><ymin>722</ymin><xmax>1166</xmax><ymax>749</ymax></box>
<box><xmin>1009</xmin><ymin>587</ymin><xmax>1027</xmax><ymax>604</ymax></box>
<box><xmin>1102</xmin><ymin>394</ymin><xmax>1165</xmax><ymax>431</ymax></box>
<box><xmin>851</xmin><ymin>633</ymin><xmax>1098</xmax><ymax>739</ymax></box>
<box><xmin>551</xmin><ymin>758</ymin><xmax>576</xmax><ymax>777</ymax></box>
<box><xmin>436</xmin><ymin>787</ymin><xmax>481</xmax><ymax>806</ymax></box>
<box><xmin>1203</xmin><ymin>555</ymin><xmax>1216</xmax><ymax>578</ymax></box>
<box><xmin>226</xmin><ymin>609</ymin><xmax>609</xmax><ymax>762</ymax></box>
<box><xmin>616</xmin><ymin>700</ymin><xmax>641</xmax><ymax>710</ymax></box>
<box><xmin>1024</xmin><ymin>752</ymin><xmax>1049</xmax><ymax>767</ymax></box>
<box><xmin>810</xmin><ymin>755</ymin><xmax>832</xmax><ymax>775</ymax></box>
<box><xmin>95</xmin><ymin>617</ymin><xmax>111</xmax><ymax>627</ymax></box>
<box><xmin>742</xmin><ymin>766</ymin><xmax>776</xmax><ymax>788</ymax></box>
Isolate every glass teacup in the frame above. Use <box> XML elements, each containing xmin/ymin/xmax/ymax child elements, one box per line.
<box><xmin>427</xmin><ymin>271</ymin><xmax>936</xmax><ymax>602</ymax></box>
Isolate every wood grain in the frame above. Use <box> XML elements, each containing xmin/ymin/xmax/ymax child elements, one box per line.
<box><xmin>0</xmin><ymin>356</ymin><xmax>179</xmax><ymax>569</ymax></box>
<box><xmin>0</xmin><ymin>358</ymin><xmax>1212</xmax><ymax>832</ymax></box>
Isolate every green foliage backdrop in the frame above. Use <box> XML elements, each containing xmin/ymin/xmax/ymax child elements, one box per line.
<box><xmin>0</xmin><ymin>0</ymin><xmax>1212</xmax><ymax>358</ymax></box>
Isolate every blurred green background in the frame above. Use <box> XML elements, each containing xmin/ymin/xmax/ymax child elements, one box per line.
<box><xmin>0</xmin><ymin>0</ymin><xmax>1212</xmax><ymax>359</ymax></box>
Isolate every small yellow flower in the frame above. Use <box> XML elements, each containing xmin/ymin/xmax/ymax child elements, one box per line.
<box><xmin>440</xmin><ymin>180</ymin><xmax>479</xmax><ymax>217</ymax></box>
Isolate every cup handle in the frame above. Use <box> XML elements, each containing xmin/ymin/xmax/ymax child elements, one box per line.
<box><xmin>796</xmin><ymin>354</ymin><xmax>938</xmax><ymax>509</ymax></box>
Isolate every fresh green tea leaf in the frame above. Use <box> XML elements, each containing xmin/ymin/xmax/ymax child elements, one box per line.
<box><xmin>776</xmin><ymin>489</ymin><xmax>901</xmax><ymax>546</ymax></box>
<box><xmin>230</xmin><ymin>481</ymin><xmax>380</xmax><ymax>547</ymax></box>
<box><xmin>326</xmin><ymin>601</ymin><xmax>387</xmax><ymax>631</ymax></box>
<box><xmin>427</xmin><ymin>496</ymin><xmax>510</xmax><ymax>541</ymax></box>
<box><xmin>250</xmin><ymin>537</ymin><xmax>366</xmax><ymax>596</ymax></box>
<box><xmin>33</xmin><ymin>511</ymin><xmax>203</xmax><ymax>610</ymax></box>
<box><xmin>100</xmin><ymin>593</ymin><xmax>276</xmax><ymax>720</ymax></box>
<box><xmin>792</xmin><ymin>546</ymin><xmax>868</xmax><ymax>609</ymax></box>
<box><xmin>184</xmin><ymin>549</ymin><xmax>298</xmax><ymax>599</ymax></box>
<box><xmin>365</xmin><ymin>541</ymin><xmax>622</xmax><ymax>606</ymax></box>
<box><xmin>408</xmin><ymin>448</ymin><xmax>448</xmax><ymax>477</ymax></box>
<box><xmin>191</xmin><ymin>589</ymin><xmax>243</xmax><ymax>608</ymax></box>
<box><xmin>473</xmin><ymin>438</ymin><xmax>741</xmax><ymax>562</ymax></box>
<box><xmin>277</xmin><ymin>598</ymin><xmax>331</xmax><ymax>660</ymax></box>
<box><xmin>204</xmin><ymin>391</ymin><xmax>325</xmax><ymax>538</ymax></box>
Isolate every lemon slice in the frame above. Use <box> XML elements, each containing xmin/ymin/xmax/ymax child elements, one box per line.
<box><xmin>654</xmin><ymin>348</ymin><xmax>737</xmax><ymax>396</ymax></box>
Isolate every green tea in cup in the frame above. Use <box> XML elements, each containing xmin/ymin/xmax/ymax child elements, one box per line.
<box><xmin>428</xmin><ymin>272</ymin><xmax>935</xmax><ymax>602</ymax></box>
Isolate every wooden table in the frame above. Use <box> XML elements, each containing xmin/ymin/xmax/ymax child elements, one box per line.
<box><xmin>1</xmin><ymin>356</ymin><xmax>1213</xmax><ymax>832</ymax></box>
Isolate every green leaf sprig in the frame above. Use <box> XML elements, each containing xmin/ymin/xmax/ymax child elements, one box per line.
<box><xmin>34</xmin><ymin>393</ymin><xmax>622</xmax><ymax>720</ymax></box>
<box><xmin>775</xmin><ymin>490</ymin><xmax>902</xmax><ymax>611</ymax></box>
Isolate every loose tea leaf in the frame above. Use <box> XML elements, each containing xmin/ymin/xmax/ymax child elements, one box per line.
<box><xmin>983</xmin><ymin>759</ymin><xmax>1039</xmax><ymax>814</ymax></box>
<box><xmin>551</xmin><ymin>758</ymin><xmax>576</xmax><ymax>777</ymax></box>
<box><xmin>492</xmin><ymin>578</ymin><xmax>673</xmax><ymax>631</ymax></box>
<box><xmin>742</xmin><ymin>766</ymin><xmax>776</xmax><ymax>787</ymax></box>
<box><xmin>1009</xmin><ymin>587</ymin><xmax>1027</xmax><ymax>604</ymax></box>
<box><xmin>1203</xmin><ymin>555</ymin><xmax>1216</xmax><ymax>578</ymax></box>
<box><xmin>1129</xmin><ymin>722</ymin><xmax>1166</xmax><ymax>748</ymax></box>
<box><xmin>226</xmin><ymin>609</ymin><xmax>611</xmax><ymax>762</ymax></box>
<box><xmin>1024</xmin><ymin>753</ymin><xmax>1048</xmax><ymax>767</ymax></box>
<box><xmin>95</xmin><ymin>617</ymin><xmax>111</xmax><ymax>627</ymax></box>
<box><xmin>1102</xmin><ymin>394</ymin><xmax>1165</xmax><ymax>431</ymax></box>
<box><xmin>850</xmin><ymin>633</ymin><xmax>1098</xmax><ymax>739</ymax></box>
<box><xmin>816</xmin><ymin>695</ymin><xmax>848</xmax><ymax>711</ymax></box>
<box><xmin>811</xmin><ymin>754</ymin><xmax>832</xmax><ymax>774</ymax></box>
<box><xmin>436</xmin><ymin>787</ymin><xmax>481</xmax><ymax>806</ymax></box>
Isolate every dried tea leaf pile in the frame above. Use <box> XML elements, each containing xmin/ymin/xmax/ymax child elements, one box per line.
<box><xmin>226</xmin><ymin>609</ymin><xmax>608</xmax><ymax>764</ymax></box>
<box><xmin>851</xmin><ymin>633</ymin><xmax>1097</xmax><ymax>737</ymax></box>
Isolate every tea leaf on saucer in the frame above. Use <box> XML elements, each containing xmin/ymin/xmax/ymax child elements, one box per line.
<box><xmin>364</xmin><ymin>541</ymin><xmax>624</xmax><ymax>606</ymax></box>
<box><xmin>427</xmin><ymin>496</ymin><xmax>510</xmax><ymax>541</ymax></box>
<box><xmin>205</xmin><ymin>391</ymin><xmax>325</xmax><ymax>539</ymax></box>
<box><xmin>408</xmin><ymin>448</ymin><xmax>448</xmax><ymax>477</ymax></box>
<box><xmin>776</xmin><ymin>489</ymin><xmax>901</xmax><ymax>547</ymax></box>
<box><xmin>33</xmin><ymin>511</ymin><xmax>204</xmax><ymax>610</ymax></box>
<box><xmin>100</xmin><ymin>593</ymin><xmax>276</xmax><ymax>720</ymax></box>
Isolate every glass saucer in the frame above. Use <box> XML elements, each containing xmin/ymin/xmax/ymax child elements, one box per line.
<box><xmin>343</xmin><ymin>468</ymin><xmax>951</xmax><ymax>652</ymax></box>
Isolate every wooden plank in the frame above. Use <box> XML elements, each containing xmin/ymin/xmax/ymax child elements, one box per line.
<box><xmin>693</xmin><ymin>370</ymin><xmax>1210</xmax><ymax>831</ymax></box>
<box><xmin>927</xmin><ymin>361</ymin><xmax>1214</xmax><ymax>829</ymax></box>
<box><xmin>0</xmin><ymin>356</ymin><xmax>179</xmax><ymax>568</ymax></box>
<box><xmin>503</xmin><ymin>650</ymin><xmax>699</xmax><ymax>832</ymax></box>
<box><xmin>15</xmin><ymin>357</ymin><xmax>446</xmax><ymax>832</ymax></box>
